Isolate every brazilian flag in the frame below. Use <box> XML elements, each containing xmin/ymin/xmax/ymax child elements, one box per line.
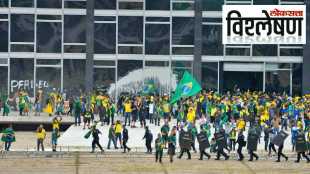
<box><xmin>170</xmin><ymin>71</ymin><xmax>202</xmax><ymax>104</ymax></box>
<box><xmin>1</xmin><ymin>128</ymin><xmax>16</xmax><ymax>142</ymax></box>
<box><xmin>142</xmin><ymin>80</ymin><xmax>156</xmax><ymax>95</ymax></box>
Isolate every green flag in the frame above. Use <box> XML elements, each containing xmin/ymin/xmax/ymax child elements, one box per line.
<box><xmin>142</xmin><ymin>79</ymin><xmax>156</xmax><ymax>95</ymax></box>
<box><xmin>170</xmin><ymin>71</ymin><xmax>202</xmax><ymax>104</ymax></box>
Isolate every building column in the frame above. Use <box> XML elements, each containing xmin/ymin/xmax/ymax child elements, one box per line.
<box><xmin>303</xmin><ymin>1</ymin><xmax>310</xmax><ymax>95</ymax></box>
<box><xmin>193</xmin><ymin>0</ymin><xmax>202</xmax><ymax>83</ymax></box>
<box><xmin>85</xmin><ymin>0</ymin><xmax>95</xmax><ymax>93</ymax></box>
<box><xmin>219</xmin><ymin>62</ymin><xmax>224</xmax><ymax>93</ymax></box>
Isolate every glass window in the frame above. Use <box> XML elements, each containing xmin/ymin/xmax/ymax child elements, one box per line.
<box><xmin>10</xmin><ymin>59</ymin><xmax>34</xmax><ymax>97</ymax></box>
<box><xmin>253</xmin><ymin>45</ymin><xmax>277</xmax><ymax>56</ymax></box>
<box><xmin>95</xmin><ymin>23</ymin><xmax>116</xmax><ymax>54</ymax></box>
<box><xmin>202</xmin><ymin>25</ymin><xmax>223</xmax><ymax>55</ymax></box>
<box><xmin>292</xmin><ymin>64</ymin><xmax>302</xmax><ymax>96</ymax></box>
<box><xmin>0</xmin><ymin>58</ymin><xmax>7</xmax><ymax>64</ymax></box>
<box><xmin>94</xmin><ymin>60</ymin><xmax>115</xmax><ymax>66</ymax></box>
<box><xmin>172</xmin><ymin>61</ymin><xmax>192</xmax><ymax>82</ymax></box>
<box><xmin>36</xmin><ymin>59</ymin><xmax>61</xmax><ymax>65</ymax></box>
<box><xmin>253</xmin><ymin>0</ymin><xmax>278</xmax><ymax>4</ymax></box>
<box><xmin>118</xmin><ymin>46</ymin><xmax>142</xmax><ymax>54</ymax></box>
<box><xmin>0</xmin><ymin>0</ymin><xmax>8</xmax><ymax>7</ymax></box>
<box><xmin>37</xmin><ymin>22</ymin><xmax>61</xmax><ymax>53</ymax></box>
<box><xmin>118</xmin><ymin>16</ymin><xmax>143</xmax><ymax>44</ymax></box>
<box><xmin>0</xmin><ymin>66</ymin><xmax>8</xmax><ymax>95</ymax></box>
<box><xmin>202</xmin><ymin>62</ymin><xmax>218</xmax><ymax>91</ymax></box>
<box><xmin>145</xmin><ymin>24</ymin><xmax>170</xmax><ymax>55</ymax></box>
<box><xmin>202</xmin><ymin>0</ymin><xmax>223</xmax><ymax>11</ymax></box>
<box><xmin>94</xmin><ymin>68</ymin><xmax>115</xmax><ymax>89</ymax></box>
<box><xmin>224</xmin><ymin>71</ymin><xmax>263</xmax><ymax>92</ymax></box>
<box><xmin>64</xmin><ymin>15</ymin><xmax>86</xmax><ymax>43</ymax></box>
<box><xmin>172</xmin><ymin>17</ymin><xmax>194</xmax><ymax>45</ymax></box>
<box><xmin>37</xmin><ymin>15</ymin><xmax>61</xmax><ymax>20</ymax></box>
<box><xmin>226</xmin><ymin>48</ymin><xmax>251</xmax><ymax>56</ymax></box>
<box><xmin>95</xmin><ymin>16</ymin><xmax>116</xmax><ymax>21</ymax></box>
<box><xmin>37</xmin><ymin>0</ymin><xmax>62</xmax><ymax>8</ymax></box>
<box><xmin>146</xmin><ymin>17</ymin><xmax>169</xmax><ymax>22</ymax></box>
<box><xmin>172</xmin><ymin>47</ymin><xmax>193</xmax><ymax>55</ymax></box>
<box><xmin>280</xmin><ymin>48</ymin><xmax>303</xmax><ymax>56</ymax></box>
<box><xmin>64</xmin><ymin>45</ymin><xmax>85</xmax><ymax>53</ymax></box>
<box><xmin>265</xmin><ymin>70</ymin><xmax>290</xmax><ymax>94</ymax></box>
<box><xmin>145</xmin><ymin>61</ymin><xmax>169</xmax><ymax>67</ymax></box>
<box><xmin>173</xmin><ymin>3</ymin><xmax>194</xmax><ymax>10</ymax></box>
<box><xmin>117</xmin><ymin>60</ymin><xmax>143</xmax><ymax>80</ymax></box>
<box><xmin>225</xmin><ymin>1</ymin><xmax>252</xmax><ymax>5</ymax></box>
<box><xmin>146</xmin><ymin>0</ymin><xmax>170</xmax><ymax>10</ymax></box>
<box><xmin>36</xmin><ymin>67</ymin><xmax>61</xmax><ymax>95</ymax></box>
<box><xmin>63</xmin><ymin>59</ymin><xmax>86</xmax><ymax>95</ymax></box>
<box><xmin>119</xmin><ymin>2</ymin><xmax>143</xmax><ymax>10</ymax></box>
<box><xmin>0</xmin><ymin>14</ymin><xmax>8</xmax><ymax>19</ymax></box>
<box><xmin>225</xmin><ymin>48</ymin><xmax>250</xmax><ymax>56</ymax></box>
<box><xmin>172</xmin><ymin>68</ymin><xmax>192</xmax><ymax>82</ymax></box>
<box><xmin>281</xmin><ymin>0</ymin><xmax>304</xmax><ymax>2</ymax></box>
<box><xmin>11</xmin><ymin>0</ymin><xmax>33</xmax><ymax>7</ymax></box>
<box><xmin>172</xmin><ymin>61</ymin><xmax>192</xmax><ymax>68</ymax></box>
<box><xmin>95</xmin><ymin>0</ymin><xmax>116</xmax><ymax>9</ymax></box>
<box><xmin>64</xmin><ymin>1</ymin><xmax>86</xmax><ymax>9</ymax></box>
<box><xmin>203</xmin><ymin>18</ymin><xmax>222</xmax><ymax>23</ymax></box>
<box><xmin>266</xmin><ymin>63</ymin><xmax>291</xmax><ymax>70</ymax></box>
<box><xmin>11</xmin><ymin>44</ymin><xmax>34</xmax><ymax>52</ymax></box>
<box><xmin>0</xmin><ymin>22</ymin><xmax>8</xmax><ymax>52</ymax></box>
<box><xmin>11</xmin><ymin>14</ymin><xmax>34</xmax><ymax>42</ymax></box>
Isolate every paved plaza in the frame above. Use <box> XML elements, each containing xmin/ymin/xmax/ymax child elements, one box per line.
<box><xmin>0</xmin><ymin>152</ymin><xmax>309</xmax><ymax>174</ymax></box>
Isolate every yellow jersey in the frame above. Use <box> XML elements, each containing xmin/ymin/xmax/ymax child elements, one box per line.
<box><xmin>124</xmin><ymin>102</ymin><xmax>132</xmax><ymax>113</ymax></box>
<box><xmin>52</xmin><ymin>120</ymin><xmax>61</xmax><ymax>130</ymax></box>
<box><xmin>37</xmin><ymin>129</ymin><xmax>46</xmax><ymax>139</ymax></box>
<box><xmin>162</xmin><ymin>102</ymin><xmax>170</xmax><ymax>113</ymax></box>
<box><xmin>115</xmin><ymin>123</ymin><xmax>122</xmax><ymax>134</ymax></box>
<box><xmin>237</xmin><ymin>120</ymin><xmax>246</xmax><ymax>130</ymax></box>
<box><xmin>187</xmin><ymin>109</ymin><xmax>196</xmax><ymax>123</ymax></box>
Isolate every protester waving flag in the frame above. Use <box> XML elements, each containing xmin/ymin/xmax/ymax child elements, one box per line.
<box><xmin>142</xmin><ymin>79</ymin><xmax>156</xmax><ymax>95</ymax></box>
<box><xmin>170</xmin><ymin>71</ymin><xmax>202</xmax><ymax>104</ymax></box>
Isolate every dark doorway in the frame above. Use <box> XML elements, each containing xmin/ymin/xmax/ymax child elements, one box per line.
<box><xmin>223</xmin><ymin>71</ymin><xmax>263</xmax><ymax>92</ymax></box>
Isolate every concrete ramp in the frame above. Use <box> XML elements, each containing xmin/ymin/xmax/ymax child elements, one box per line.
<box><xmin>58</xmin><ymin>121</ymin><xmax>293</xmax><ymax>152</ymax></box>
<box><xmin>58</xmin><ymin>123</ymin><xmax>162</xmax><ymax>150</ymax></box>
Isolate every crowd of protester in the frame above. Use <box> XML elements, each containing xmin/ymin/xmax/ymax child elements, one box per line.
<box><xmin>1</xmin><ymin>88</ymin><xmax>310</xmax><ymax>163</ymax></box>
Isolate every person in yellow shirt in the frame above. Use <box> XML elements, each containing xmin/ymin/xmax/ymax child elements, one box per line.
<box><xmin>162</xmin><ymin>97</ymin><xmax>170</xmax><ymax>122</ymax></box>
<box><xmin>115</xmin><ymin>120</ymin><xmax>123</xmax><ymax>148</ymax></box>
<box><xmin>187</xmin><ymin>107</ymin><xmax>196</xmax><ymax>124</ymax></box>
<box><xmin>36</xmin><ymin>124</ymin><xmax>46</xmax><ymax>151</ymax></box>
<box><xmin>124</xmin><ymin>99</ymin><xmax>132</xmax><ymax>126</ymax></box>
<box><xmin>210</xmin><ymin>106</ymin><xmax>217</xmax><ymax>123</ymax></box>
<box><xmin>52</xmin><ymin>116</ymin><xmax>62</xmax><ymax>137</ymax></box>
<box><xmin>237</xmin><ymin>118</ymin><xmax>246</xmax><ymax>131</ymax></box>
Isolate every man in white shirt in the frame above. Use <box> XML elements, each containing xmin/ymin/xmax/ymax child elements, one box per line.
<box><xmin>149</xmin><ymin>101</ymin><xmax>154</xmax><ymax>124</ymax></box>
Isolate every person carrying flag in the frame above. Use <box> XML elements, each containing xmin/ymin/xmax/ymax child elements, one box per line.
<box><xmin>1</xmin><ymin>124</ymin><xmax>15</xmax><ymax>151</ymax></box>
<box><xmin>155</xmin><ymin>133</ymin><xmax>164</xmax><ymax>163</ymax></box>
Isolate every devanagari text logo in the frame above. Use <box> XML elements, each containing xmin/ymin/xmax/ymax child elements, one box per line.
<box><xmin>223</xmin><ymin>5</ymin><xmax>306</xmax><ymax>44</ymax></box>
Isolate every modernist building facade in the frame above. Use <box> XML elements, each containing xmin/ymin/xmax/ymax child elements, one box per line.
<box><xmin>0</xmin><ymin>0</ymin><xmax>308</xmax><ymax>97</ymax></box>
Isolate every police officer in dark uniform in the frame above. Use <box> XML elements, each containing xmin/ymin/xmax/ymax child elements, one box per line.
<box><xmin>178</xmin><ymin>128</ymin><xmax>191</xmax><ymax>160</ymax></box>
<box><xmin>198</xmin><ymin>126</ymin><xmax>211</xmax><ymax>160</ymax></box>
<box><xmin>276</xmin><ymin>141</ymin><xmax>288</xmax><ymax>162</ymax></box>
<box><xmin>91</xmin><ymin>125</ymin><xmax>104</xmax><ymax>153</ymax></box>
<box><xmin>247</xmin><ymin>126</ymin><xmax>259</xmax><ymax>161</ymax></box>
<box><xmin>143</xmin><ymin>126</ymin><xmax>153</xmax><ymax>153</ymax></box>
<box><xmin>215</xmin><ymin>129</ymin><xmax>229</xmax><ymax>160</ymax></box>
<box><xmin>237</xmin><ymin>130</ymin><xmax>246</xmax><ymax>161</ymax></box>
<box><xmin>295</xmin><ymin>129</ymin><xmax>310</xmax><ymax>163</ymax></box>
<box><xmin>122</xmin><ymin>125</ymin><xmax>131</xmax><ymax>153</ymax></box>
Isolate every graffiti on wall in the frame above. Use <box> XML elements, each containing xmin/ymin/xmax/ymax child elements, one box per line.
<box><xmin>10</xmin><ymin>80</ymin><xmax>49</xmax><ymax>92</ymax></box>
